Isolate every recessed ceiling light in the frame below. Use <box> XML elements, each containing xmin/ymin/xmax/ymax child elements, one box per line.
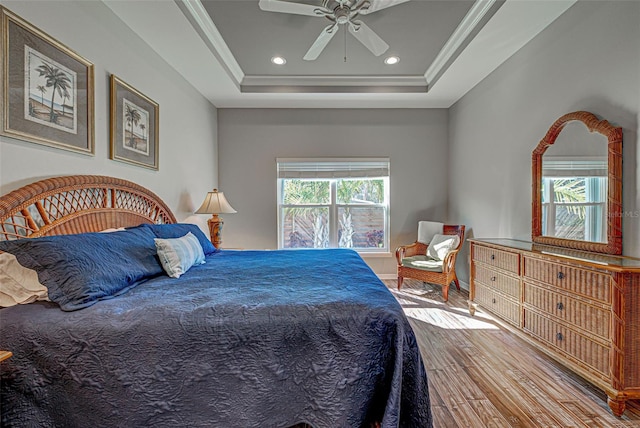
<box><xmin>271</xmin><ymin>56</ymin><xmax>286</xmax><ymax>65</ymax></box>
<box><xmin>384</xmin><ymin>56</ymin><xmax>400</xmax><ymax>65</ymax></box>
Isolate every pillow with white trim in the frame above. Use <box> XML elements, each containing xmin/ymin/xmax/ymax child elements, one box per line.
<box><xmin>0</xmin><ymin>226</ymin><xmax>163</xmax><ymax>311</ymax></box>
<box><xmin>155</xmin><ymin>232</ymin><xmax>206</xmax><ymax>278</ymax></box>
<box><xmin>99</xmin><ymin>227</ymin><xmax>126</xmax><ymax>233</ymax></box>
<box><xmin>0</xmin><ymin>251</ymin><xmax>48</xmax><ymax>307</ymax></box>
<box><xmin>143</xmin><ymin>223</ymin><xmax>217</xmax><ymax>256</ymax></box>
<box><xmin>426</xmin><ymin>234</ymin><xmax>460</xmax><ymax>261</ymax></box>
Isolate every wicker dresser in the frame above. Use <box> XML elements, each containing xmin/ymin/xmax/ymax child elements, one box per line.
<box><xmin>468</xmin><ymin>238</ymin><xmax>640</xmax><ymax>417</ymax></box>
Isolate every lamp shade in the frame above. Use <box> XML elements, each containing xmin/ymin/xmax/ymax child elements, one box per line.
<box><xmin>195</xmin><ymin>189</ymin><xmax>236</xmax><ymax>214</ymax></box>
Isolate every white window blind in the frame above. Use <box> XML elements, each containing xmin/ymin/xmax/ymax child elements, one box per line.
<box><xmin>542</xmin><ymin>158</ymin><xmax>608</xmax><ymax>177</ymax></box>
<box><xmin>277</xmin><ymin>158</ymin><xmax>390</xmax><ymax>179</ymax></box>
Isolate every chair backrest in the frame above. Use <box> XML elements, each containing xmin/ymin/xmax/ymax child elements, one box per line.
<box><xmin>442</xmin><ymin>224</ymin><xmax>466</xmax><ymax>250</ymax></box>
<box><xmin>417</xmin><ymin>221</ymin><xmax>444</xmax><ymax>244</ymax></box>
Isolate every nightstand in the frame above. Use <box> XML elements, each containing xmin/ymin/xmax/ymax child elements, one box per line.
<box><xmin>0</xmin><ymin>350</ymin><xmax>12</xmax><ymax>362</ymax></box>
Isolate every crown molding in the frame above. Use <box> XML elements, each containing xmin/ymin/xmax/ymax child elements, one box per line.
<box><xmin>175</xmin><ymin>0</ymin><xmax>245</xmax><ymax>85</ymax></box>
<box><xmin>425</xmin><ymin>0</ymin><xmax>502</xmax><ymax>88</ymax></box>
<box><xmin>241</xmin><ymin>75</ymin><xmax>428</xmax><ymax>93</ymax></box>
<box><xmin>177</xmin><ymin>0</ymin><xmax>500</xmax><ymax>95</ymax></box>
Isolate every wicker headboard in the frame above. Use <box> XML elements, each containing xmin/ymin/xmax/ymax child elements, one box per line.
<box><xmin>0</xmin><ymin>175</ymin><xmax>176</xmax><ymax>240</ymax></box>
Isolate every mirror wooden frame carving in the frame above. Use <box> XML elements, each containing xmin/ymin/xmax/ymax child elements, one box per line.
<box><xmin>532</xmin><ymin>111</ymin><xmax>623</xmax><ymax>255</ymax></box>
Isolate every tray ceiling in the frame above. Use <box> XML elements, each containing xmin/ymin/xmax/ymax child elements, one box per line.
<box><xmin>104</xmin><ymin>0</ymin><xmax>577</xmax><ymax>108</ymax></box>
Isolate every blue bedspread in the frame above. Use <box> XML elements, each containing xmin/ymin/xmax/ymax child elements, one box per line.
<box><xmin>0</xmin><ymin>249</ymin><xmax>432</xmax><ymax>427</ymax></box>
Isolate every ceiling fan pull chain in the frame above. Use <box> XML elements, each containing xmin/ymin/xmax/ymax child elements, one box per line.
<box><xmin>344</xmin><ymin>26</ymin><xmax>347</xmax><ymax>62</ymax></box>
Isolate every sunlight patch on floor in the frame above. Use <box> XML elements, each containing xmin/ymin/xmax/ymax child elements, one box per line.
<box><xmin>404</xmin><ymin>307</ymin><xmax>499</xmax><ymax>330</ymax></box>
<box><xmin>394</xmin><ymin>297</ymin><xmax>421</xmax><ymax>307</ymax></box>
<box><xmin>391</xmin><ymin>289</ymin><xmax>445</xmax><ymax>306</ymax></box>
<box><xmin>448</xmin><ymin>305</ymin><xmax>495</xmax><ymax>321</ymax></box>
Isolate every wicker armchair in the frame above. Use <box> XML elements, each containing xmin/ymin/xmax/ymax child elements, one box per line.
<box><xmin>395</xmin><ymin>224</ymin><xmax>465</xmax><ymax>302</ymax></box>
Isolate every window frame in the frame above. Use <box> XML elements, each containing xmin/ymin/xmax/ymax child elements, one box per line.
<box><xmin>541</xmin><ymin>176</ymin><xmax>607</xmax><ymax>243</ymax></box>
<box><xmin>276</xmin><ymin>159</ymin><xmax>390</xmax><ymax>253</ymax></box>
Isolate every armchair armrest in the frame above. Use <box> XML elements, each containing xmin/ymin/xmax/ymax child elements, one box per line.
<box><xmin>395</xmin><ymin>242</ymin><xmax>427</xmax><ymax>265</ymax></box>
<box><xmin>442</xmin><ymin>248</ymin><xmax>461</xmax><ymax>273</ymax></box>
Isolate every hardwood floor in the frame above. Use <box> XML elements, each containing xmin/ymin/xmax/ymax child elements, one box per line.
<box><xmin>384</xmin><ymin>279</ymin><xmax>640</xmax><ymax>428</ymax></box>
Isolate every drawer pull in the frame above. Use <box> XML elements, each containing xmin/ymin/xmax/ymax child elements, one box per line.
<box><xmin>491</xmin><ymin>276</ymin><xmax>497</xmax><ymax>281</ymax></box>
<box><xmin>556</xmin><ymin>302</ymin><xmax>564</xmax><ymax>310</ymax></box>
<box><xmin>556</xmin><ymin>332</ymin><xmax>563</xmax><ymax>341</ymax></box>
<box><xmin>492</xmin><ymin>298</ymin><xmax>496</xmax><ymax>304</ymax></box>
<box><xmin>490</xmin><ymin>254</ymin><xmax>496</xmax><ymax>260</ymax></box>
<box><xmin>557</xmin><ymin>271</ymin><xmax>565</xmax><ymax>280</ymax></box>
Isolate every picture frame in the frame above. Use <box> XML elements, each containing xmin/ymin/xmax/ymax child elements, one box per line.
<box><xmin>109</xmin><ymin>74</ymin><xmax>159</xmax><ymax>170</ymax></box>
<box><xmin>0</xmin><ymin>6</ymin><xmax>94</xmax><ymax>155</ymax></box>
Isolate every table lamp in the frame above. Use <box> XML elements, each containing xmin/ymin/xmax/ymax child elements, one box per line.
<box><xmin>195</xmin><ymin>189</ymin><xmax>236</xmax><ymax>248</ymax></box>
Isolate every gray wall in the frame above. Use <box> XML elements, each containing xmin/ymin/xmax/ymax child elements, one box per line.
<box><xmin>449</xmin><ymin>0</ymin><xmax>640</xmax><ymax>285</ymax></box>
<box><xmin>4</xmin><ymin>1</ymin><xmax>638</xmax><ymax>283</ymax></box>
<box><xmin>0</xmin><ymin>1</ymin><xmax>218</xmax><ymax>220</ymax></box>
<box><xmin>218</xmin><ymin>108</ymin><xmax>449</xmax><ymax>276</ymax></box>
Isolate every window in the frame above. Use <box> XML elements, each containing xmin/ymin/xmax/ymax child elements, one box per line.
<box><xmin>277</xmin><ymin>158</ymin><xmax>390</xmax><ymax>252</ymax></box>
<box><xmin>541</xmin><ymin>159</ymin><xmax>607</xmax><ymax>242</ymax></box>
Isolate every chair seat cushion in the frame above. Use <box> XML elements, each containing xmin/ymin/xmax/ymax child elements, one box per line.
<box><xmin>401</xmin><ymin>255</ymin><xmax>443</xmax><ymax>272</ymax></box>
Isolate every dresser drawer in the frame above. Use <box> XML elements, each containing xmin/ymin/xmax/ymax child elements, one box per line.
<box><xmin>523</xmin><ymin>282</ymin><xmax>610</xmax><ymax>339</ymax></box>
<box><xmin>475</xmin><ymin>284</ymin><xmax>521</xmax><ymax>326</ymax></box>
<box><xmin>475</xmin><ymin>265</ymin><xmax>521</xmax><ymax>300</ymax></box>
<box><xmin>473</xmin><ymin>244</ymin><xmax>520</xmax><ymax>274</ymax></box>
<box><xmin>523</xmin><ymin>257</ymin><xmax>611</xmax><ymax>304</ymax></box>
<box><xmin>524</xmin><ymin>310</ymin><xmax>610</xmax><ymax>378</ymax></box>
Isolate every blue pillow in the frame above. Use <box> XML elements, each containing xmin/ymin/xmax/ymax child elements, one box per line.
<box><xmin>142</xmin><ymin>223</ymin><xmax>217</xmax><ymax>255</ymax></box>
<box><xmin>0</xmin><ymin>227</ymin><xmax>162</xmax><ymax>311</ymax></box>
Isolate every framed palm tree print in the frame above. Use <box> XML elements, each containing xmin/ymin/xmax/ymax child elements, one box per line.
<box><xmin>109</xmin><ymin>74</ymin><xmax>159</xmax><ymax>170</ymax></box>
<box><xmin>1</xmin><ymin>6</ymin><xmax>94</xmax><ymax>154</ymax></box>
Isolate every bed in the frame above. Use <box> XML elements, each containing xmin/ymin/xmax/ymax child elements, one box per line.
<box><xmin>0</xmin><ymin>175</ymin><xmax>432</xmax><ymax>427</ymax></box>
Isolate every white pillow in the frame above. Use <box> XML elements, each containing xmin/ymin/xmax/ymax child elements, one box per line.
<box><xmin>99</xmin><ymin>227</ymin><xmax>126</xmax><ymax>233</ymax></box>
<box><xmin>0</xmin><ymin>251</ymin><xmax>48</xmax><ymax>307</ymax></box>
<box><xmin>426</xmin><ymin>234</ymin><xmax>460</xmax><ymax>261</ymax></box>
<box><xmin>155</xmin><ymin>232</ymin><xmax>206</xmax><ymax>278</ymax></box>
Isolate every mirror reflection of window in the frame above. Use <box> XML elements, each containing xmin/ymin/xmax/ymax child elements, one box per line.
<box><xmin>541</xmin><ymin>158</ymin><xmax>608</xmax><ymax>243</ymax></box>
<box><xmin>532</xmin><ymin>111</ymin><xmax>622</xmax><ymax>255</ymax></box>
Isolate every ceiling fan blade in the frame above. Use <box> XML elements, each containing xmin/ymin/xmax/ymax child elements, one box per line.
<box><xmin>303</xmin><ymin>24</ymin><xmax>339</xmax><ymax>60</ymax></box>
<box><xmin>258</xmin><ymin>0</ymin><xmax>328</xmax><ymax>17</ymax></box>
<box><xmin>358</xmin><ymin>0</ymin><xmax>411</xmax><ymax>15</ymax></box>
<box><xmin>348</xmin><ymin>21</ymin><xmax>389</xmax><ymax>56</ymax></box>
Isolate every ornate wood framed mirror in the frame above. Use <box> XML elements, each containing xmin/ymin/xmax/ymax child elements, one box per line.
<box><xmin>532</xmin><ymin>111</ymin><xmax>623</xmax><ymax>254</ymax></box>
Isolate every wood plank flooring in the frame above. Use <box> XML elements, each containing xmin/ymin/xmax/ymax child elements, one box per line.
<box><xmin>384</xmin><ymin>279</ymin><xmax>640</xmax><ymax>428</ymax></box>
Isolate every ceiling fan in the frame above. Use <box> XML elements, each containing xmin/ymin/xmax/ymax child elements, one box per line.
<box><xmin>258</xmin><ymin>0</ymin><xmax>410</xmax><ymax>61</ymax></box>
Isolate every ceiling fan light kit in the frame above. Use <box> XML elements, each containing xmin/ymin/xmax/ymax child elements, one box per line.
<box><xmin>258</xmin><ymin>0</ymin><xmax>410</xmax><ymax>61</ymax></box>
